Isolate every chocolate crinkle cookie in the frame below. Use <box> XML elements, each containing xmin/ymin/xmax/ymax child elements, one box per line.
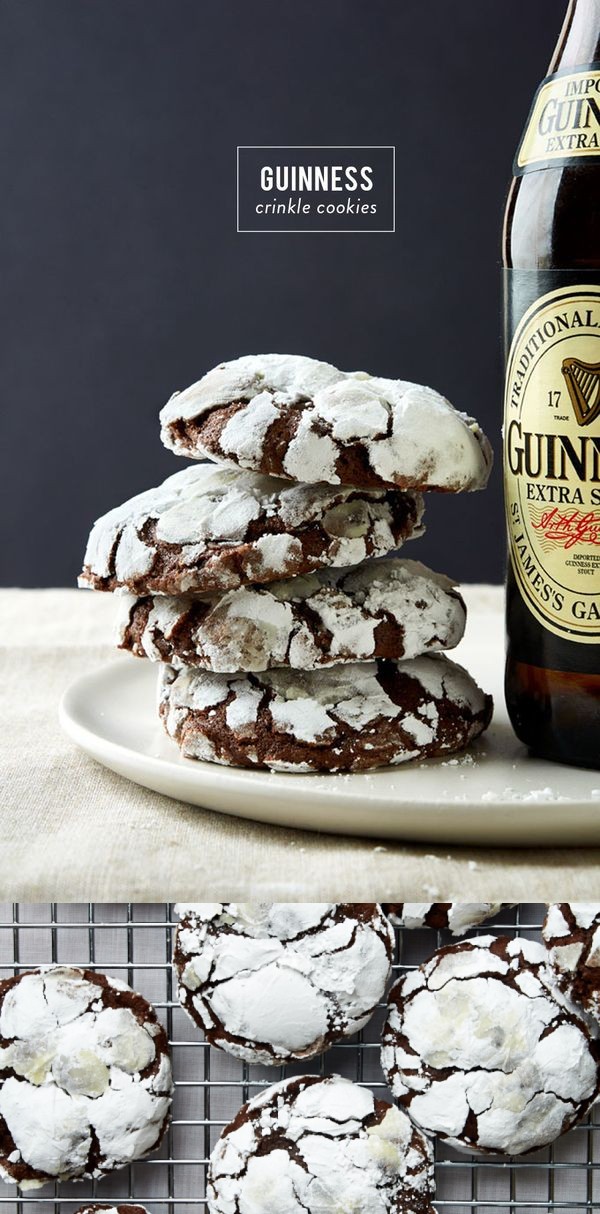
<box><xmin>74</xmin><ymin>1207</ymin><xmax>150</xmax><ymax>1214</ymax></box>
<box><xmin>159</xmin><ymin>653</ymin><xmax>492</xmax><ymax>773</ymax></box>
<box><xmin>160</xmin><ymin>353</ymin><xmax>492</xmax><ymax>493</ymax></box>
<box><xmin>381</xmin><ymin>935</ymin><xmax>600</xmax><ymax>1157</ymax></box>
<box><xmin>79</xmin><ymin>463</ymin><xmax>423</xmax><ymax>596</ymax></box>
<box><xmin>384</xmin><ymin>903</ymin><xmax>510</xmax><ymax>935</ymax></box>
<box><xmin>0</xmin><ymin>966</ymin><xmax>173</xmax><ymax>1188</ymax></box>
<box><xmin>207</xmin><ymin>1074</ymin><xmax>435</xmax><ymax>1214</ymax></box>
<box><xmin>118</xmin><ymin>558</ymin><xmax>466</xmax><ymax>673</ymax></box>
<box><xmin>174</xmin><ymin>903</ymin><xmax>393</xmax><ymax>1064</ymax></box>
<box><xmin>543</xmin><ymin>903</ymin><xmax>600</xmax><ymax>1018</ymax></box>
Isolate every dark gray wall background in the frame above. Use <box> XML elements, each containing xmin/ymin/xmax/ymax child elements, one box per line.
<box><xmin>1</xmin><ymin>0</ymin><xmax>568</xmax><ymax>587</ymax></box>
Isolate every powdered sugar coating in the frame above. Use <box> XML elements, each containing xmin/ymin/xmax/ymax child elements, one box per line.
<box><xmin>0</xmin><ymin>966</ymin><xmax>172</xmax><ymax>1188</ymax></box>
<box><xmin>543</xmin><ymin>904</ymin><xmax>600</xmax><ymax>1019</ymax></box>
<box><xmin>381</xmin><ymin>936</ymin><xmax>600</xmax><ymax>1157</ymax></box>
<box><xmin>174</xmin><ymin>904</ymin><xmax>393</xmax><ymax>1065</ymax></box>
<box><xmin>384</xmin><ymin>904</ymin><xmax>509</xmax><ymax>935</ymax></box>
<box><xmin>207</xmin><ymin>1073</ymin><xmax>435</xmax><ymax>1214</ymax></box>
<box><xmin>79</xmin><ymin>464</ymin><xmax>424</xmax><ymax>596</ymax></box>
<box><xmin>158</xmin><ymin>653</ymin><xmax>492</xmax><ymax>772</ymax></box>
<box><xmin>118</xmin><ymin>558</ymin><xmax>466</xmax><ymax>673</ymax></box>
<box><xmin>160</xmin><ymin>353</ymin><xmax>493</xmax><ymax>493</ymax></box>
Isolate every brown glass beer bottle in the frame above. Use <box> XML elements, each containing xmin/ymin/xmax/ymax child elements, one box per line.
<box><xmin>503</xmin><ymin>0</ymin><xmax>600</xmax><ymax>767</ymax></box>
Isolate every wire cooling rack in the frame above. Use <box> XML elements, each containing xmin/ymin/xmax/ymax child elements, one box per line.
<box><xmin>0</xmin><ymin>904</ymin><xmax>598</xmax><ymax>1214</ymax></box>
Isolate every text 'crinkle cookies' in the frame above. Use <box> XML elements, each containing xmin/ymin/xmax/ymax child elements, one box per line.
<box><xmin>79</xmin><ymin>464</ymin><xmax>423</xmax><ymax>596</ymax></box>
<box><xmin>0</xmin><ymin>966</ymin><xmax>173</xmax><ymax>1188</ymax></box>
<box><xmin>159</xmin><ymin>653</ymin><xmax>492</xmax><ymax>772</ymax></box>
<box><xmin>118</xmin><ymin>558</ymin><xmax>466</xmax><ymax>672</ymax></box>
<box><xmin>174</xmin><ymin>903</ymin><xmax>393</xmax><ymax>1064</ymax></box>
<box><xmin>543</xmin><ymin>903</ymin><xmax>600</xmax><ymax>1018</ymax></box>
<box><xmin>206</xmin><ymin>1074</ymin><xmax>436</xmax><ymax>1214</ymax></box>
<box><xmin>381</xmin><ymin>935</ymin><xmax>600</xmax><ymax>1156</ymax></box>
<box><xmin>160</xmin><ymin>353</ymin><xmax>493</xmax><ymax>492</ymax></box>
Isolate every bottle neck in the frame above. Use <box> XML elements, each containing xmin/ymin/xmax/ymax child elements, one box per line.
<box><xmin>549</xmin><ymin>0</ymin><xmax>600</xmax><ymax>71</ymax></box>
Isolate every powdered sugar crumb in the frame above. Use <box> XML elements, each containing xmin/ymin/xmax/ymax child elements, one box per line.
<box><xmin>481</xmin><ymin>786</ymin><xmax>569</xmax><ymax>804</ymax></box>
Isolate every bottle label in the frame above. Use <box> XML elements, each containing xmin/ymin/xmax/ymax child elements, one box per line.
<box><xmin>515</xmin><ymin>63</ymin><xmax>600</xmax><ymax>173</ymax></box>
<box><xmin>505</xmin><ymin>279</ymin><xmax>600</xmax><ymax>643</ymax></box>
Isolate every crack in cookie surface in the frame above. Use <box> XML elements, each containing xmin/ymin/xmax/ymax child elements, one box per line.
<box><xmin>159</xmin><ymin>654</ymin><xmax>492</xmax><ymax>773</ymax></box>
<box><xmin>174</xmin><ymin>904</ymin><xmax>394</xmax><ymax>1065</ymax></box>
<box><xmin>543</xmin><ymin>904</ymin><xmax>600</xmax><ymax>1018</ymax></box>
<box><xmin>79</xmin><ymin>464</ymin><xmax>424</xmax><ymax>596</ymax></box>
<box><xmin>207</xmin><ymin>1073</ymin><xmax>436</xmax><ymax>1214</ymax></box>
<box><xmin>159</xmin><ymin>353</ymin><xmax>492</xmax><ymax>493</ymax></box>
<box><xmin>381</xmin><ymin>935</ymin><xmax>600</xmax><ymax>1156</ymax></box>
<box><xmin>0</xmin><ymin>966</ymin><xmax>173</xmax><ymax>1188</ymax></box>
<box><xmin>384</xmin><ymin>905</ymin><xmax>510</xmax><ymax>936</ymax></box>
<box><xmin>118</xmin><ymin>558</ymin><xmax>466</xmax><ymax>673</ymax></box>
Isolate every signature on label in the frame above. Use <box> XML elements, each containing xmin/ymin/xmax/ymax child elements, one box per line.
<box><xmin>532</xmin><ymin>508</ymin><xmax>600</xmax><ymax>549</ymax></box>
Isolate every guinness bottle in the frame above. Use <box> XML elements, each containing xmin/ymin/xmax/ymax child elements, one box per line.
<box><xmin>503</xmin><ymin>0</ymin><xmax>600</xmax><ymax>767</ymax></box>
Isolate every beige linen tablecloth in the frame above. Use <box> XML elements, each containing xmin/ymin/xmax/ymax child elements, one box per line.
<box><xmin>2</xmin><ymin>587</ymin><xmax>599</xmax><ymax>902</ymax></box>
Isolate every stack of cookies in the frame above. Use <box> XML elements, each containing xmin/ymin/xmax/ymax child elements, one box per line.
<box><xmin>80</xmin><ymin>353</ymin><xmax>494</xmax><ymax>772</ymax></box>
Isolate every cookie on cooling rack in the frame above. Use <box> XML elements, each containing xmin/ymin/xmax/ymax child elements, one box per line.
<box><xmin>207</xmin><ymin>1074</ymin><xmax>435</xmax><ymax>1214</ymax></box>
<box><xmin>160</xmin><ymin>353</ymin><xmax>492</xmax><ymax>493</ymax></box>
<box><xmin>158</xmin><ymin>653</ymin><xmax>492</xmax><ymax>773</ymax></box>
<box><xmin>543</xmin><ymin>904</ymin><xmax>600</xmax><ymax>1018</ymax></box>
<box><xmin>384</xmin><ymin>904</ymin><xmax>510</xmax><ymax>935</ymax></box>
<box><xmin>174</xmin><ymin>903</ymin><xmax>393</xmax><ymax>1065</ymax></box>
<box><xmin>75</xmin><ymin>1207</ymin><xmax>150</xmax><ymax>1214</ymax></box>
<box><xmin>79</xmin><ymin>463</ymin><xmax>424</xmax><ymax>596</ymax></box>
<box><xmin>118</xmin><ymin>558</ymin><xmax>466</xmax><ymax>673</ymax></box>
<box><xmin>381</xmin><ymin>935</ymin><xmax>600</xmax><ymax>1156</ymax></box>
<box><xmin>0</xmin><ymin>965</ymin><xmax>173</xmax><ymax>1188</ymax></box>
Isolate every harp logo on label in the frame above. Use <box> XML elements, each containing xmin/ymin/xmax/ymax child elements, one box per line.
<box><xmin>562</xmin><ymin>357</ymin><xmax>600</xmax><ymax>427</ymax></box>
<box><xmin>236</xmin><ymin>146</ymin><xmax>395</xmax><ymax>233</ymax></box>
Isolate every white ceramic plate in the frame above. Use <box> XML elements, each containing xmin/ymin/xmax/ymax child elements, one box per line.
<box><xmin>59</xmin><ymin>618</ymin><xmax>600</xmax><ymax>846</ymax></box>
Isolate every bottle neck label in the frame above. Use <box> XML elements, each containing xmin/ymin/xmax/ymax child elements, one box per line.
<box><xmin>504</xmin><ymin>272</ymin><xmax>600</xmax><ymax>644</ymax></box>
<box><xmin>515</xmin><ymin>62</ymin><xmax>600</xmax><ymax>173</ymax></box>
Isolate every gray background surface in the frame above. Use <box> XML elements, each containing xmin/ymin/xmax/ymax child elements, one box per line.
<box><xmin>1</xmin><ymin>0</ymin><xmax>568</xmax><ymax>587</ymax></box>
